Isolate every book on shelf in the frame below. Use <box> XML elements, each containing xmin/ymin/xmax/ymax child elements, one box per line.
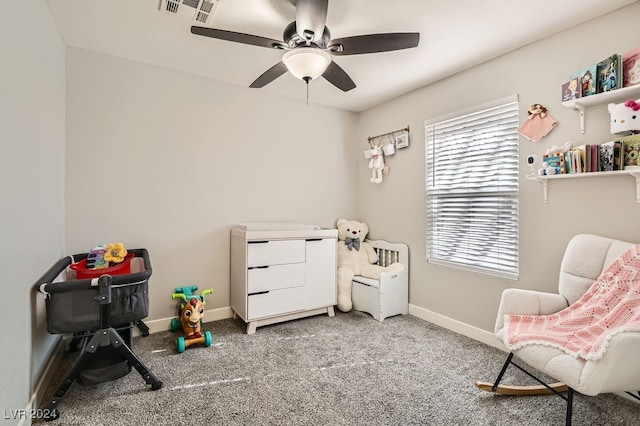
<box><xmin>570</xmin><ymin>145</ymin><xmax>587</xmax><ymax>173</ymax></box>
<box><xmin>622</xmin><ymin>47</ymin><xmax>640</xmax><ymax>88</ymax></box>
<box><xmin>542</xmin><ymin>152</ymin><xmax>565</xmax><ymax>174</ymax></box>
<box><xmin>617</xmin><ymin>134</ymin><xmax>640</xmax><ymax>169</ymax></box>
<box><xmin>564</xmin><ymin>145</ymin><xmax>599</xmax><ymax>173</ymax></box>
<box><xmin>579</xmin><ymin>144</ymin><xmax>598</xmax><ymax>172</ymax></box>
<box><xmin>596</xmin><ymin>54</ymin><xmax>622</xmax><ymax>93</ymax></box>
<box><xmin>614</xmin><ymin>140</ymin><xmax>624</xmax><ymax>170</ymax></box>
<box><xmin>599</xmin><ymin>141</ymin><xmax>615</xmax><ymax>171</ymax></box>
<box><xmin>564</xmin><ymin>150</ymin><xmax>572</xmax><ymax>174</ymax></box>
<box><xmin>571</xmin><ymin>65</ymin><xmax>597</xmax><ymax>97</ymax></box>
<box><xmin>555</xmin><ymin>139</ymin><xmax>637</xmax><ymax>174</ymax></box>
<box><xmin>561</xmin><ymin>77</ymin><xmax>582</xmax><ymax>102</ymax></box>
<box><xmin>590</xmin><ymin>144</ymin><xmax>599</xmax><ymax>172</ymax></box>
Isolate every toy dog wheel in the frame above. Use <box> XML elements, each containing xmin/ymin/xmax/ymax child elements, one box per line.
<box><xmin>176</xmin><ymin>336</ymin><xmax>186</xmax><ymax>353</ymax></box>
<box><xmin>204</xmin><ymin>331</ymin><xmax>213</xmax><ymax>347</ymax></box>
<box><xmin>170</xmin><ymin>318</ymin><xmax>180</xmax><ymax>332</ymax></box>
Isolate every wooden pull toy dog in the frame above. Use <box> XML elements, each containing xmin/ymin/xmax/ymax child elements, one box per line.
<box><xmin>170</xmin><ymin>286</ymin><xmax>214</xmax><ymax>353</ymax></box>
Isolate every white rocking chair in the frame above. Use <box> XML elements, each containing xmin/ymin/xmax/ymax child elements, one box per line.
<box><xmin>477</xmin><ymin>234</ymin><xmax>640</xmax><ymax>425</ymax></box>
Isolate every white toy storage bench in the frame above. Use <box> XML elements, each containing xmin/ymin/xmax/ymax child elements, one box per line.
<box><xmin>351</xmin><ymin>239</ymin><xmax>409</xmax><ymax>321</ymax></box>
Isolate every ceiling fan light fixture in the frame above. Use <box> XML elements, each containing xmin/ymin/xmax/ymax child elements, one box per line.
<box><xmin>282</xmin><ymin>48</ymin><xmax>331</xmax><ymax>81</ymax></box>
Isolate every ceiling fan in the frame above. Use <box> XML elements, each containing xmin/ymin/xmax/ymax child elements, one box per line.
<box><xmin>190</xmin><ymin>0</ymin><xmax>420</xmax><ymax>92</ymax></box>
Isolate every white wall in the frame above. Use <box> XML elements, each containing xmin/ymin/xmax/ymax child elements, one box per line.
<box><xmin>0</xmin><ymin>1</ymin><xmax>66</xmax><ymax>423</ymax></box>
<box><xmin>356</xmin><ymin>2</ymin><xmax>640</xmax><ymax>333</ymax></box>
<box><xmin>64</xmin><ymin>48</ymin><xmax>358</xmax><ymax>323</ymax></box>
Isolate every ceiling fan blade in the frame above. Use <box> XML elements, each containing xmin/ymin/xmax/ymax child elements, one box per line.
<box><xmin>322</xmin><ymin>61</ymin><xmax>356</xmax><ymax>92</ymax></box>
<box><xmin>191</xmin><ymin>26</ymin><xmax>286</xmax><ymax>49</ymax></box>
<box><xmin>329</xmin><ymin>33</ymin><xmax>420</xmax><ymax>55</ymax></box>
<box><xmin>249</xmin><ymin>61</ymin><xmax>289</xmax><ymax>88</ymax></box>
<box><xmin>295</xmin><ymin>0</ymin><xmax>328</xmax><ymax>42</ymax></box>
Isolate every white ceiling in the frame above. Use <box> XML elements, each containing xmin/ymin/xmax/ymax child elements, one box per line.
<box><xmin>45</xmin><ymin>0</ymin><xmax>637</xmax><ymax>112</ymax></box>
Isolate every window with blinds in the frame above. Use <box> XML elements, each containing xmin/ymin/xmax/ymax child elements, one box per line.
<box><xmin>425</xmin><ymin>99</ymin><xmax>519</xmax><ymax>279</ymax></box>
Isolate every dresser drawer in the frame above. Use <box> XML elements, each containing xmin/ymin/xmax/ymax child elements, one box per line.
<box><xmin>248</xmin><ymin>263</ymin><xmax>306</xmax><ymax>293</ymax></box>
<box><xmin>247</xmin><ymin>287</ymin><xmax>307</xmax><ymax>319</ymax></box>
<box><xmin>247</xmin><ymin>240</ymin><xmax>305</xmax><ymax>267</ymax></box>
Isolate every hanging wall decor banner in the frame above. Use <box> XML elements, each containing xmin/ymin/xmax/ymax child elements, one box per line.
<box><xmin>368</xmin><ymin>126</ymin><xmax>410</xmax><ymax>148</ymax></box>
<box><xmin>365</xmin><ymin>126</ymin><xmax>409</xmax><ymax>184</ymax></box>
<box><xmin>519</xmin><ymin>104</ymin><xmax>557</xmax><ymax>141</ymax></box>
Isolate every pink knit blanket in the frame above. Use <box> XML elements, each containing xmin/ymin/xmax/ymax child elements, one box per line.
<box><xmin>504</xmin><ymin>244</ymin><xmax>640</xmax><ymax>361</ymax></box>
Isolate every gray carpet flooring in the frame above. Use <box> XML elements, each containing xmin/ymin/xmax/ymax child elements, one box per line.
<box><xmin>37</xmin><ymin>311</ymin><xmax>640</xmax><ymax>425</ymax></box>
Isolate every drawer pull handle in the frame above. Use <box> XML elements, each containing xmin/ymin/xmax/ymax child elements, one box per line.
<box><xmin>248</xmin><ymin>291</ymin><xmax>270</xmax><ymax>296</ymax></box>
<box><xmin>248</xmin><ymin>265</ymin><xmax>269</xmax><ymax>270</ymax></box>
<box><xmin>248</xmin><ymin>240</ymin><xmax>270</xmax><ymax>244</ymax></box>
<box><xmin>306</xmin><ymin>238</ymin><xmax>323</xmax><ymax>242</ymax></box>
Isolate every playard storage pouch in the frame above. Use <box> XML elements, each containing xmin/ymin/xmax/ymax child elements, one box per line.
<box><xmin>75</xmin><ymin>326</ymin><xmax>133</xmax><ymax>385</ymax></box>
<box><xmin>38</xmin><ymin>248</ymin><xmax>152</xmax><ymax>334</ymax></box>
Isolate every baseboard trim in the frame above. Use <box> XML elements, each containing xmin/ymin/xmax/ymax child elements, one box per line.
<box><xmin>408</xmin><ymin>304</ymin><xmax>507</xmax><ymax>352</ymax></box>
<box><xmin>23</xmin><ymin>336</ymin><xmax>66</xmax><ymax>426</ymax></box>
<box><xmin>407</xmin><ymin>305</ymin><xmax>640</xmax><ymax>405</ymax></box>
<box><xmin>136</xmin><ymin>305</ymin><xmax>503</xmax><ymax>348</ymax></box>
<box><xmin>131</xmin><ymin>306</ymin><xmax>234</xmax><ymax>337</ymax></box>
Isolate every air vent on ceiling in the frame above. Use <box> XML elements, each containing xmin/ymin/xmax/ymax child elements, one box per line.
<box><xmin>159</xmin><ymin>0</ymin><xmax>221</xmax><ymax>24</ymax></box>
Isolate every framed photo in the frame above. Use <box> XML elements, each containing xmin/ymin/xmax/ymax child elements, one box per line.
<box><xmin>395</xmin><ymin>133</ymin><xmax>409</xmax><ymax>149</ymax></box>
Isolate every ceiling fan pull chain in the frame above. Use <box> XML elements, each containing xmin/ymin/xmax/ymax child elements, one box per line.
<box><xmin>304</xmin><ymin>76</ymin><xmax>311</xmax><ymax>105</ymax></box>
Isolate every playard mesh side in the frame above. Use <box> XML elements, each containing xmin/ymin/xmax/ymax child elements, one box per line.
<box><xmin>42</xmin><ymin>250</ymin><xmax>151</xmax><ymax>334</ymax></box>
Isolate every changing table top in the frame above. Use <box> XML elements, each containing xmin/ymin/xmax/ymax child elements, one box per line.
<box><xmin>231</xmin><ymin>223</ymin><xmax>337</xmax><ymax>240</ymax></box>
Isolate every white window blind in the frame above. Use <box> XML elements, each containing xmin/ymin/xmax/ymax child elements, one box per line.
<box><xmin>425</xmin><ymin>99</ymin><xmax>519</xmax><ymax>279</ymax></box>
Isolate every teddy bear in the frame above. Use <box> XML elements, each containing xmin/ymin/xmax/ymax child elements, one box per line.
<box><xmin>335</xmin><ymin>218</ymin><xmax>405</xmax><ymax>312</ymax></box>
<box><xmin>608</xmin><ymin>99</ymin><xmax>640</xmax><ymax>134</ymax></box>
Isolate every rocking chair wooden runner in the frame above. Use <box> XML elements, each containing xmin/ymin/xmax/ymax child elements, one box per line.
<box><xmin>477</xmin><ymin>234</ymin><xmax>640</xmax><ymax>425</ymax></box>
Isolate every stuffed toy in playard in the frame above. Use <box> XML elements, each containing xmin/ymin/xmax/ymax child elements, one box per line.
<box><xmin>171</xmin><ymin>286</ymin><xmax>213</xmax><ymax>353</ymax></box>
<box><xmin>608</xmin><ymin>99</ymin><xmax>640</xmax><ymax>134</ymax></box>
<box><xmin>518</xmin><ymin>103</ymin><xmax>557</xmax><ymax>141</ymax></box>
<box><xmin>335</xmin><ymin>219</ymin><xmax>404</xmax><ymax>312</ymax></box>
<box><xmin>104</xmin><ymin>242</ymin><xmax>127</xmax><ymax>263</ymax></box>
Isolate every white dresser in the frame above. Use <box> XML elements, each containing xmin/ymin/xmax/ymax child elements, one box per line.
<box><xmin>230</xmin><ymin>224</ymin><xmax>337</xmax><ymax>334</ymax></box>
